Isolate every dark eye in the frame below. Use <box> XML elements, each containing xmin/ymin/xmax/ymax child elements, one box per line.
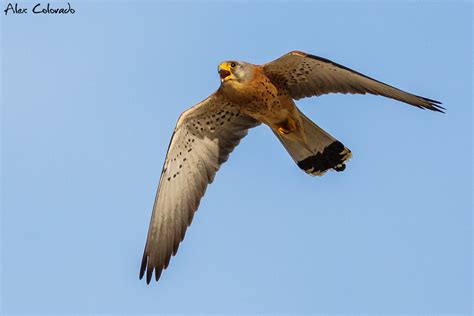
<box><xmin>230</xmin><ymin>62</ymin><xmax>236</xmax><ymax>68</ymax></box>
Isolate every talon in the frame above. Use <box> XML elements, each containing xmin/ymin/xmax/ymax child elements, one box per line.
<box><xmin>278</xmin><ymin>127</ymin><xmax>290</xmax><ymax>135</ymax></box>
<box><xmin>276</xmin><ymin>117</ymin><xmax>297</xmax><ymax>136</ymax></box>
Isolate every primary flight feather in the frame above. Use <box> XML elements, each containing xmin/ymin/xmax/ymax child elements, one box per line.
<box><xmin>139</xmin><ymin>51</ymin><xmax>443</xmax><ymax>283</ymax></box>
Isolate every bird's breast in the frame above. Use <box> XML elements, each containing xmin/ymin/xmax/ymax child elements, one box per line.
<box><xmin>221</xmin><ymin>72</ymin><xmax>293</xmax><ymax>123</ymax></box>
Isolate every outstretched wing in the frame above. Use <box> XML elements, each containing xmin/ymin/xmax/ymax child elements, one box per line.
<box><xmin>263</xmin><ymin>51</ymin><xmax>444</xmax><ymax>112</ymax></box>
<box><xmin>140</xmin><ymin>92</ymin><xmax>260</xmax><ymax>283</ymax></box>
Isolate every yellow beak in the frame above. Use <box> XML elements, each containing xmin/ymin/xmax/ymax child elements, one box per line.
<box><xmin>218</xmin><ymin>63</ymin><xmax>232</xmax><ymax>82</ymax></box>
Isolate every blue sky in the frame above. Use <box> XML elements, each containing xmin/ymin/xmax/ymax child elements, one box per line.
<box><xmin>1</xmin><ymin>1</ymin><xmax>472</xmax><ymax>314</ymax></box>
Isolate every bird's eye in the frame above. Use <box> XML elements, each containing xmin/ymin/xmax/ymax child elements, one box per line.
<box><xmin>230</xmin><ymin>62</ymin><xmax>236</xmax><ymax>68</ymax></box>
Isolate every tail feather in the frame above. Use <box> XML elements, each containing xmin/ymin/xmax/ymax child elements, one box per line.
<box><xmin>273</xmin><ymin>109</ymin><xmax>352</xmax><ymax>176</ymax></box>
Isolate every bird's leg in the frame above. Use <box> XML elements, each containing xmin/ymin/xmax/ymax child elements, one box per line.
<box><xmin>276</xmin><ymin>117</ymin><xmax>297</xmax><ymax>135</ymax></box>
<box><xmin>272</xmin><ymin>115</ymin><xmax>307</xmax><ymax>143</ymax></box>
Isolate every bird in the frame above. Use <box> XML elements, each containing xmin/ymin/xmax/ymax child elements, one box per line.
<box><xmin>139</xmin><ymin>50</ymin><xmax>443</xmax><ymax>283</ymax></box>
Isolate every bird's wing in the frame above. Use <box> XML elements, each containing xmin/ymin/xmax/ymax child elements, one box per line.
<box><xmin>263</xmin><ymin>50</ymin><xmax>444</xmax><ymax>112</ymax></box>
<box><xmin>140</xmin><ymin>92</ymin><xmax>260</xmax><ymax>283</ymax></box>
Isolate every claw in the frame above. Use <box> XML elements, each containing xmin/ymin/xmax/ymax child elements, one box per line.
<box><xmin>276</xmin><ymin>117</ymin><xmax>297</xmax><ymax>136</ymax></box>
<box><xmin>278</xmin><ymin>127</ymin><xmax>290</xmax><ymax>135</ymax></box>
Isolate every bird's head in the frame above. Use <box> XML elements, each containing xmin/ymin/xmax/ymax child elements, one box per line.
<box><xmin>218</xmin><ymin>61</ymin><xmax>254</xmax><ymax>84</ymax></box>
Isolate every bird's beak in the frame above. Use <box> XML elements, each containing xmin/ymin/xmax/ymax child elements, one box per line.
<box><xmin>218</xmin><ymin>64</ymin><xmax>232</xmax><ymax>82</ymax></box>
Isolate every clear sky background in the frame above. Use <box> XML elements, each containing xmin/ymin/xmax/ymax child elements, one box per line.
<box><xmin>1</xmin><ymin>1</ymin><xmax>472</xmax><ymax>315</ymax></box>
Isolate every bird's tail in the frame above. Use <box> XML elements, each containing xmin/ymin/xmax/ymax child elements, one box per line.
<box><xmin>272</xmin><ymin>109</ymin><xmax>352</xmax><ymax>176</ymax></box>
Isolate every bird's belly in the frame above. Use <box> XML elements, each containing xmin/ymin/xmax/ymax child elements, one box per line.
<box><xmin>221</xmin><ymin>74</ymin><xmax>295</xmax><ymax>124</ymax></box>
<box><xmin>241</xmin><ymin>94</ymin><xmax>295</xmax><ymax>125</ymax></box>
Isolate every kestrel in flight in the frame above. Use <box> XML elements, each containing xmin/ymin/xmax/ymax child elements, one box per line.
<box><xmin>139</xmin><ymin>50</ymin><xmax>443</xmax><ymax>283</ymax></box>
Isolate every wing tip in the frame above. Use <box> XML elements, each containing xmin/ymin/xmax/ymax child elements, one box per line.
<box><xmin>139</xmin><ymin>252</ymin><xmax>160</xmax><ymax>284</ymax></box>
<box><xmin>139</xmin><ymin>253</ymin><xmax>152</xmax><ymax>284</ymax></box>
<box><xmin>431</xmin><ymin>104</ymin><xmax>446</xmax><ymax>113</ymax></box>
<box><xmin>140</xmin><ymin>251</ymin><xmax>169</xmax><ymax>284</ymax></box>
<box><xmin>287</xmin><ymin>51</ymin><xmax>446</xmax><ymax>114</ymax></box>
<box><xmin>417</xmin><ymin>96</ymin><xmax>445</xmax><ymax>113</ymax></box>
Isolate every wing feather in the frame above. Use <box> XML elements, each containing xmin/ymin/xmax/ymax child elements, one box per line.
<box><xmin>139</xmin><ymin>92</ymin><xmax>260</xmax><ymax>283</ymax></box>
<box><xmin>263</xmin><ymin>51</ymin><xmax>444</xmax><ymax>112</ymax></box>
